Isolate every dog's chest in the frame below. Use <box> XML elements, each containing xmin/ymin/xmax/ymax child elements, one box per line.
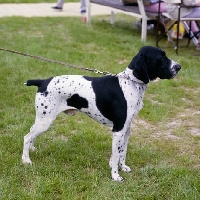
<box><xmin>119</xmin><ymin>79</ymin><xmax>146</xmax><ymax>117</ymax></box>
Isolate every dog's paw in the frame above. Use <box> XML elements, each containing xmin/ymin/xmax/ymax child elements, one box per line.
<box><xmin>112</xmin><ymin>174</ymin><xmax>124</xmax><ymax>182</ymax></box>
<box><xmin>120</xmin><ymin>165</ymin><xmax>132</xmax><ymax>173</ymax></box>
<box><xmin>22</xmin><ymin>156</ymin><xmax>32</xmax><ymax>165</ymax></box>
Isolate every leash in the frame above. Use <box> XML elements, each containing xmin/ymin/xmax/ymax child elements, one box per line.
<box><xmin>0</xmin><ymin>47</ymin><xmax>114</xmax><ymax>76</ymax></box>
<box><xmin>0</xmin><ymin>47</ymin><xmax>147</xmax><ymax>84</ymax></box>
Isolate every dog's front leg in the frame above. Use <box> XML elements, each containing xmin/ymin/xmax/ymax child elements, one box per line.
<box><xmin>110</xmin><ymin>131</ymin><xmax>125</xmax><ymax>182</ymax></box>
<box><xmin>119</xmin><ymin>126</ymin><xmax>131</xmax><ymax>173</ymax></box>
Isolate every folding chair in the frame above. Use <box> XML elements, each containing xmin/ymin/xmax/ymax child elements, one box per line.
<box><xmin>156</xmin><ymin>0</ymin><xmax>200</xmax><ymax>54</ymax></box>
<box><xmin>84</xmin><ymin>0</ymin><xmax>159</xmax><ymax>42</ymax></box>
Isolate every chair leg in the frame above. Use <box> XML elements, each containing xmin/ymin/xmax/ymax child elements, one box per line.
<box><xmin>85</xmin><ymin>0</ymin><xmax>91</xmax><ymax>23</ymax></box>
<box><xmin>141</xmin><ymin>18</ymin><xmax>147</xmax><ymax>42</ymax></box>
<box><xmin>183</xmin><ymin>21</ymin><xmax>198</xmax><ymax>46</ymax></box>
<box><xmin>175</xmin><ymin>22</ymin><xmax>179</xmax><ymax>54</ymax></box>
<box><xmin>110</xmin><ymin>11</ymin><xmax>115</xmax><ymax>25</ymax></box>
<box><xmin>156</xmin><ymin>16</ymin><xmax>177</xmax><ymax>51</ymax></box>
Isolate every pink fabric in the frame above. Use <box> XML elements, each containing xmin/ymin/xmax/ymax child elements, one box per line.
<box><xmin>187</xmin><ymin>21</ymin><xmax>199</xmax><ymax>32</ymax></box>
<box><xmin>185</xmin><ymin>7</ymin><xmax>200</xmax><ymax>18</ymax></box>
<box><xmin>144</xmin><ymin>2</ymin><xmax>199</xmax><ymax>33</ymax></box>
<box><xmin>144</xmin><ymin>2</ymin><xmax>166</xmax><ymax>13</ymax></box>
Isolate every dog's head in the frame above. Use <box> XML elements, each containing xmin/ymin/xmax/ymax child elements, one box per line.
<box><xmin>128</xmin><ymin>46</ymin><xmax>181</xmax><ymax>84</ymax></box>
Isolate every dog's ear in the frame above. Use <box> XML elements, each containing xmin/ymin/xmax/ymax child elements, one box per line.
<box><xmin>128</xmin><ymin>53</ymin><xmax>150</xmax><ymax>84</ymax></box>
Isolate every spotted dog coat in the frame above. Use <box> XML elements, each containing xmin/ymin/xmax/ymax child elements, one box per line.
<box><xmin>22</xmin><ymin>46</ymin><xmax>181</xmax><ymax>182</ymax></box>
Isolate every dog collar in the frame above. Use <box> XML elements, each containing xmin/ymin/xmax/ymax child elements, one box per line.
<box><xmin>117</xmin><ymin>68</ymin><xmax>146</xmax><ymax>84</ymax></box>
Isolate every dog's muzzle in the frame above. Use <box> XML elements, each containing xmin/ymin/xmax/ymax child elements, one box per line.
<box><xmin>170</xmin><ymin>61</ymin><xmax>181</xmax><ymax>78</ymax></box>
<box><xmin>174</xmin><ymin>64</ymin><xmax>181</xmax><ymax>72</ymax></box>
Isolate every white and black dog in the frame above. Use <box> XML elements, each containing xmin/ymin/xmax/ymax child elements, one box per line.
<box><xmin>22</xmin><ymin>46</ymin><xmax>181</xmax><ymax>182</ymax></box>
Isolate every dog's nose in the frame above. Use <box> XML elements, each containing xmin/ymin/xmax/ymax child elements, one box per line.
<box><xmin>174</xmin><ymin>64</ymin><xmax>181</xmax><ymax>72</ymax></box>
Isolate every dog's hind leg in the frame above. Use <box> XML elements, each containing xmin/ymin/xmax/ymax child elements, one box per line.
<box><xmin>22</xmin><ymin>117</ymin><xmax>55</xmax><ymax>165</ymax></box>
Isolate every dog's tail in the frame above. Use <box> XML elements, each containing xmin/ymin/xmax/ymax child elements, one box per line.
<box><xmin>24</xmin><ymin>79</ymin><xmax>44</xmax><ymax>87</ymax></box>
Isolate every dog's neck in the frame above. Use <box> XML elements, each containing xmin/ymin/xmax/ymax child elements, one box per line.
<box><xmin>117</xmin><ymin>68</ymin><xmax>146</xmax><ymax>84</ymax></box>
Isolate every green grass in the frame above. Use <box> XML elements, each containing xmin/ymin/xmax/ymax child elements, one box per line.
<box><xmin>0</xmin><ymin>11</ymin><xmax>200</xmax><ymax>200</ymax></box>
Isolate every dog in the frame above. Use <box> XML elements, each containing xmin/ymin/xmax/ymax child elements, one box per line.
<box><xmin>22</xmin><ymin>46</ymin><xmax>181</xmax><ymax>182</ymax></box>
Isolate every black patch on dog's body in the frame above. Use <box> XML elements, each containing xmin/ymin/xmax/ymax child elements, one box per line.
<box><xmin>67</xmin><ymin>94</ymin><xmax>88</xmax><ymax>110</ymax></box>
<box><xmin>84</xmin><ymin>76</ymin><xmax>127</xmax><ymax>132</ymax></box>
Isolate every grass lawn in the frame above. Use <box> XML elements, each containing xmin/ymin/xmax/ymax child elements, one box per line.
<box><xmin>0</xmin><ymin>5</ymin><xmax>200</xmax><ymax>200</ymax></box>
